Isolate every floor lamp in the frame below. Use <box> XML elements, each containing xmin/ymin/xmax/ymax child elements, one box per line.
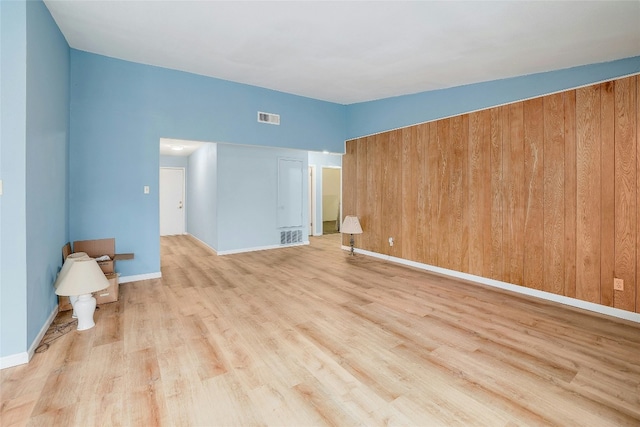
<box><xmin>341</xmin><ymin>215</ymin><xmax>363</xmax><ymax>255</ymax></box>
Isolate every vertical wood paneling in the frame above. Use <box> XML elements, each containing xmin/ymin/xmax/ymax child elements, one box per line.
<box><xmin>342</xmin><ymin>140</ymin><xmax>357</xmax><ymax>247</ymax></box>
<box><xmin>435</xmin><ymin>120</ymin><xmax>451</xmax><ymax>268</ymax></box>
<box><xmin>576</xmin><ymin>85</ymin><xmax>602</xmax><ymax>304</ymax></box>
<box><xmin>461</xmin><ymin>115</ymin><xmax>471</xmax><ymax>274</ymax></box>
<box><xmin>564</xmin><ymin>92</ymin><xmax>577</xmax><ymax>298</ymax></box>
<box><xmin>368</xmin><ymin>135</ymin><xmax>384</xmax><ymax>254</ymax></box>
<box><xmin>383</xmin><ymin>130</ymin><xmax>402</xmax><ymax>257</ymax></box>
<box><xmin>523</xmin><ymin>98</ymin><xmax>545</xmax><ymax>290</ymax></box>
<box><xmin>468</xmin><ymin>111</ymin><xmax>491</xmax><ymax>276</ymax></box>
<box><xmin>415</xmin><ymin>124</ymin><xmax>430</xmax><ymax>264</ymax></box>
<box><xmin>489</xmin><ymin>107</ymin><xmax>505</xmax><ymax>280</ymax></box>
<box><xmin>600</xmin><ymin>81</ymin><xmax>615</xmax><ymax>307</ymax></box>
<box><xmin>401</xmin><ymin>127</ymin><xmax>418</xmax><ymax>261</ymax></box>
<box><xmin>503</xmin><ymin>102</ymin><xmax>525</xmax><ymax>286</ymax></box>
<box><xmin>637</xmin><ymin>75</ymin><xmax>640</xmax><ymax>313</ymax></box>
<box><xmin>543</xmin><ymin>93</ymin><xmax>565</xmax><ymax>294</ymax></box>
<box><xmin>427</xmin><ymin>123</ymin><xmax>440</xmax><ymax>266</ymax></box>
<box><xmin>355</xmin><ymin>138</ymin><xmax>368</xmax><ymax>251</ymax></box>
<box><xmin>614</xmin><ymin>77</ymin><xmax>637</xmax><ymax>311</ymax></box>
<box><xmin>343</xmin><ymin>74</ymin><xmax>640</xmax><ymax>314</ymax></box>
<box><xmin>467</xmin><ymin>112</ymin><xmax>482</xmax><ymax>275</ymax></box>
<box><xmin>480</xmin><ymin>112</ymin><xmax>494</xmax><ymax>279</ymax></box>
<box><xmin>449</xmin><ymin>115</ymin><xmax>469</xmax><ymax>273</ymax></box>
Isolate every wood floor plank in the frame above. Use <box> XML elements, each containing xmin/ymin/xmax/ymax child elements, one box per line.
<box><xmin>2</xmin><ymin>234</ymin><xmax>639</xmax><ymax>426</ymax></box>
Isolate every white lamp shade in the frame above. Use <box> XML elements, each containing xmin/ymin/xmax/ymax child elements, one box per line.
<box><xmin>54</xmin><ymin>258</ymin><xmax>110</xmax><ymax>296</ymax></box>
<box><xmin>54</xmin><ymin>252</ymin><xmax>90</xmax><ymax>289</ymax></box>
<box><xmin>341</xmin><ymin>216</ymin><xmax>363</xmax><ymax>234</ymax></box>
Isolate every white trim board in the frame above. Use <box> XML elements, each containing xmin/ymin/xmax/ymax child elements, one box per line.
<box><xmin>186</xmin><ymin>233</ymin><xmax>218</xmax><ymax>255</ymax></box>
<box><xmin>218</xmin><ymin>241</ymin><xmax>309</xmax><ymax>256</ymax></box>
<box><xmin>119</xmin><ymin>272</ymin><xmax>162</xmax><ymax>284</ymax></box>
<box><xmin>0</xmin><ymin>351</ymin><xmax>29</xmax><ymax>371</ymax></box>
<box><xmin>186</xmin><ymin>233</ymin><xmax>309</xmax><ymax>256</ymax></box>
<box><xmin>1</xmin><ymin>306</ymin><xmax>58</xmax><ymax>370</ymax></box>
<box><xmin>342</xmin><ymin>246</ymin><xmax>640</xmax><ymax>324</ymax></box>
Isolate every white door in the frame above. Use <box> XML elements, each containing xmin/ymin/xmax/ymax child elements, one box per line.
<box><xmin>160</xmin><ymin>168</ymin><xmax>185</xmax><ymax>236</ymax></box>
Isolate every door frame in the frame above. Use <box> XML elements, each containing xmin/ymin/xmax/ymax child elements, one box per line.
<box><xmin>308</xmin><ymin>165</ymin><xmax>316</xmax><ymax>236</ymax></box>
<box><xmin>159</xmin><ymin>167</ymin><xmax>186</xmax><ymax>236</ymax></box>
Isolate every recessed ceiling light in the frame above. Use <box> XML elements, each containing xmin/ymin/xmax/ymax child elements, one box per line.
<box><xmin>171</xmin><ymin>146</ymin><xmax>184</xmax><ymax>151</ymax></box>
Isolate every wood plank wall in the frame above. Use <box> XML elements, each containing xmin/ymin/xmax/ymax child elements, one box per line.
<box><xmin>342</xmin><ymin>75</ymin><xmax>639</xmax><ymax>314</ymax></box>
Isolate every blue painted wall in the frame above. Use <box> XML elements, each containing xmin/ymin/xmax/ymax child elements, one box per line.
<box><xmin>69</xmin><ymin>51</ymin><xmax>346</xmax><ymax>276</ymax></box>
<box><xmin>187</xmin><ymin>144</ymin><xmax>217</xmax><ymax>250</ymax></box>
<box><xmin>1</xmin><ymin>0</ymin><xmax>28</xmax><ymax>359</ymax></box>
<box><xmin>0</xmin><ymin>0</ymin><xmax>69</xmax><ymax>360</ymax></box>
<box><xmin>25</xmin><ymin>0</ymin><xmax>70</xmax><ymax>351</ymax></box>
<box><xmin>186</xmin><ymin>143</ymin><xmax>309</xmax><ymax>253</ymax></box>
<box><xmin>217</xmin><ymin>144</ymin><xmax>308</xmax><ymax>253</ymax></box>
<box><xmin>346</xmin><ymin>56</ymin><xmax>640</xmax><ymax>139</ymax></box>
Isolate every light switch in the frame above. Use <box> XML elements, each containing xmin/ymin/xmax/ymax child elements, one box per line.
<box><xmin>144</xmin><ymin>185</ymin><xmax>150</xmax><ymax>194</ymax></box>
<box><xmin>0</xmin><ymin>180</ymin><xmax>3</xmax><ymax>196</ymax></box>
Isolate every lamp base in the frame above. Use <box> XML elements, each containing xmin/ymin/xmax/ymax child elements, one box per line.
<box><xmin>69</xmin><ymin>295</ymin><xmax>79</xmax><ymax>319</ymax></box>
<box><xmin>74</xmin><ymin>293</ymin><xmax>97</xmax><ymax>331</ymax></box>
<box><xmin>350</xmin><ymin>234</ymin><xmax>355</xmax><ymax>256</ymax></box>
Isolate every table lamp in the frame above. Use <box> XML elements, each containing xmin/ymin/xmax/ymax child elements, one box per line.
<box><xmin>54</xmin><ymin>257</ymin><xmax>110</xmax><ymax>330</ymax></box>
<box><xmin>341</xmin><ymin>215</ymin><xmax>363</xmax><ymax>255</ymax></box>
<box><xmin>55</xmin><ymin>252</ymin><xmax>90</xmax><ymax>319</ymax></box>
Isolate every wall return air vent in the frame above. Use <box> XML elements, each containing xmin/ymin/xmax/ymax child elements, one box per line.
<box><xmin>258</xmin><ymin>111</ymin><xmax>280</xmax><ymax>125</ymax></box>
<box><xmin>280</xmin><ymin>230</ymin><xmax>303</xmax><ymax>245</ymax></box>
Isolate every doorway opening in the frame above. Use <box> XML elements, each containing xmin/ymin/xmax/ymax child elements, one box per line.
<box><xmin>308</xmin><ymin>165</ymin><xmax>316</xmax><ymax>236</ymax></box>
<box><xmin>321</xmin><ymin>167</ymin><xmax>341</xmax><ymax>235</ymax></box>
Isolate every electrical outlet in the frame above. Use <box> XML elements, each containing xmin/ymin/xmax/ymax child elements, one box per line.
<box><xmin>388</xmin><ymin>237</ymin><xmax>394</xmax><ymax>247</ymax></box>
<box><xmin>144</xmin><ymin>185</ymin><xmax>150</xmax><ymax>194</ymax></box>
<box><xmin>614</xmin><ymin>278</ymin><xmax>624</xmax><ymax>291</ymax></box>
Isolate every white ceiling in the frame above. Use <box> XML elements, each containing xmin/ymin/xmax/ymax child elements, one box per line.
<box><xmin>45</xmin><ymin>1</ymin><xmax>640</xmax><ymax>105</ymax></box>
<box><xmin>159</xmin><ymin>138</ymin><xmax>206</xmax><ymax>156</ymax></box>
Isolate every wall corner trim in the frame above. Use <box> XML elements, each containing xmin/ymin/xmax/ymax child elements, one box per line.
<box><xmin>342</xmin><ymin>246</ymin><xmax>640</xmax><ymax>324</ymax></box>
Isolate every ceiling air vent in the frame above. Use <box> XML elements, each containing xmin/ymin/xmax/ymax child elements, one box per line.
<box><xmin>258</xmin><ymin>111</ymin><xmax>280</xmax><ymax>125</ymax></box>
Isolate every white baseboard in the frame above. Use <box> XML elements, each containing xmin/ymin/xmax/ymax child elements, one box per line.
<box><xmin>28</xmin><ymin>306</ymin><xmax>58</xmax><ymax>360</ymax></box>
<box><xmin>119</xmin><ymin>272</ymin><xmax>162</xmax><ymax>284</ymax></box>
<box><xmin>1</xmin><ymin>305</ymin><xmax>58</xmax><ymax>370</ymax></box>
<box><xmin>342</xmin><ymin>246</ymin><xmax>640</xmax><ymax>324</ymax></box>
<box><xmin>186</xmin><ymin>233</ymin><xmax>309</xmax><ymax>256</ymax></box>
<box><xmin>218</xmin><ymin>241</ymin><xmax>309</xmax><ymax>256</ymax></box>
<box><xmin>186</xmin><ymin>234</ymin><xmax>218</xmax><ymax>254</ymax></box>
<box><xmin>0</xmin><ymin>352</ymin><xmax>29</xmax><ymax>370</ymax></box>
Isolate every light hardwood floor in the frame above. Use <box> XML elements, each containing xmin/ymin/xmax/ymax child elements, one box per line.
<box><xmin>2</xmin><ymin>234</ymin><xmax>640</xmax><ymax>426</ymax></box>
